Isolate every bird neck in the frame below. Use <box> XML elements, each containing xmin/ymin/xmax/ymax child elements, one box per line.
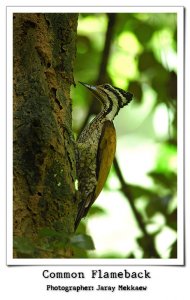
<box><xmin>90</xmin><ymin>104</ymin><xmax>118</xmax><ymax>126</ymax></box>
<box><xmin>104</xmin><ymin>102</ymin><xmax>119</xmax><ymax>121</ymax></box>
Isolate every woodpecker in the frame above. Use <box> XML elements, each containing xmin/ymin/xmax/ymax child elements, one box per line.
<box><xmin>75</xmin><ymin>82</ymin><xmax>133</xmax><ymax>230</ymax></box>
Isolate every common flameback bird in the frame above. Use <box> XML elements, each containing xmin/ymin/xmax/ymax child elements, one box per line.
<box><xmin>75</xmin><ymin>82</ymin><xmax>133</xmax><ymax>230</ymax></box>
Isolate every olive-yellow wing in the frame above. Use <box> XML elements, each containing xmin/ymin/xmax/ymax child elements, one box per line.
<box><xmin>94</xmin><ymin>120</ymin><xmax>116</xmax><ymax>200</ymax></box>
<box><xmin>75</xmin><ymin>120</ymin><xmax>116</xmax><ymax>230</ymax></box>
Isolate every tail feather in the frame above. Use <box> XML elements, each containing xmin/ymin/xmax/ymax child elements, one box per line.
<box><xmin>74</xmin><ymin>192</ymin><xmax>94</xmax><ymax>231</ymax></box>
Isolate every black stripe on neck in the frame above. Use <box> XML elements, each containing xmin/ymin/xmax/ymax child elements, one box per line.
<box><xmin>101</xmin><ymin>89</ymin><xmax>113</xmax><ymax>116</ymax></box>
<box><xmin>116</xmin><ymin>87</ymin><xmax>133</xmax><ymax>104</ymax></box>
<box><xmin>104</xmin><ymin>85</ymin><xmax>123</xmax><ymax>107</ymax></box>
<box><xmin>104</xmin><ymin>85</ymin><xmax>132</xmax><ymax>107</ymax></box>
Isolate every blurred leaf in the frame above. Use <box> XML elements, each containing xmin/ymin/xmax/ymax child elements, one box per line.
<box><xmin>126</xmin><ymin>253</ymin><xmax>136</xmax><ymax>258</ymax></box>
<box><xmin>138</xmin><ymin>51</ymin><xmax>158</xmax><ymax>71</ymax></box>
<box><xmin>127</xmin><ymin>81</ymin><xmax>143</xmax><ymax>103</ymax></box>
<box><xmin>39</xmin><ymin>227</ymin><xmax>60</xmax><ymax>238</ymax></box>
<box><xmin>39</xmin><ymin>228</ymin><xmax>69</xmax><ymax>242</ymax></box>
<box><xmin>153</xmin><ymin>63</ymin><xmax>169</xmax><ymax>83</ymax></box>
<box><xmin>75</xmin><ymin>221</ymin><xmax>87</xmax><ymax>234</ymax></box>
<box><xmin>148</xmin><ymin>227</ymin><xmax>163</xmax><ymax>237</ymax></box>
<box><xmin>14</xmin><ymin>237</ymin><xmax>35</xmax><ymax>255</ymax></box>
<box><xmin>72</xmin><ymin>247</ymin><xmax>89</xmax><ymax>258</ymax></box>
<box><xmin>151</xmin><ymin>64</ymin><xmax>170</xmax><ymax>102</ymax></box>
<box><xmin>129</xmin><ymin>184</ymin><xmax>158</xmax><ymax>200</ymax></box>
<box><xmin>134</xmin><ymin>22</ymin><xmax>155</xmax><ymax>44</ymax></box>
<box><xmin>70</xmin><ymin>234</ymin><xmax>95</xmax><ymax>250</ymax></box>
<box><xmin>88</xmin><ymin>205</ymin><xmax>107</xmax><ymax>217</ymax></box>
<box><xmin>148</xmin><ymin>170</ymin><xmax>177</xmax><ymax>191</ymax></box>
<box><xmin>155</xmin><ymin>143</ymin><xmax>177</xmax><ymax>172</ymax></box>
<box><xmin>146</xmin><ymin>194</ymin><xmax>173</xmax><ymax>218</ymax></box>
<box><xmin>166</xmin><ymin>208</ymin><xmax>177</xmax><ymax>230</ymax></box>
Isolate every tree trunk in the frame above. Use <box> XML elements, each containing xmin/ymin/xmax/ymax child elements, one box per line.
<box><xmin>13</xmin><ymin>13</ymin><xmax>78</xmax><ymax>258</ymax></box>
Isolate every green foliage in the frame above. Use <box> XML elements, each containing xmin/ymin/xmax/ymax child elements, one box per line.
<box><xmin>70</xmin><ymin>234</ymin><xmax>95</xmax><ymax>250</ymax></box>
<box><xmin>72</xmin><ymin>12</ymin><xmax>177</xmax><ymax>259</ymax></box>
<box><xmin>87</xmin><ymin>205</ymin><xmax>107</xmax><ymax>217</ymax></box>
<box><xmin>13</xmin><ymin>227</ymin><xmax>95</xmax><ymax>258</ymax></box>
<box><xmin>14</xmin><ymin>237</ymin><xmax>36</xmax><ymax>257</ymax></box>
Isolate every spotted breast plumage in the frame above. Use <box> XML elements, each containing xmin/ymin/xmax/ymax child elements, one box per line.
<box><xmin>75</xmin><ymin>82</ymin><xmax>133</xmax><ymax>230</ymax></box>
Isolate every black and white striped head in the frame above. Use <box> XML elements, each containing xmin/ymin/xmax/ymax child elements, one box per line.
<box><xmin>79</xmin><ymin>82</ymin><xmax>133</xmax><ymax>121</ymax></box>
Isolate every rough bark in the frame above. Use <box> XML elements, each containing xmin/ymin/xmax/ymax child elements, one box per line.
<box><xmin>13</xmin><ymin>13</ymin><xmax>78</xmax><ymax>258</ymax></box>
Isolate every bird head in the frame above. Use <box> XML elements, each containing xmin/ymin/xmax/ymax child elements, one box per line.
<box><xmin>79</xmin><ymin>81</ymin><xmax>133</xmax><ymax>120</ymax></box>
<box><xmin>79</xmin><ymin>81</ymin><xmax>132</xmax><ymax>108</ymax></box>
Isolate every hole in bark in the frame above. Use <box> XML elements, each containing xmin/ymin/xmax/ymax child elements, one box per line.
<box><xmin>47</xmin><ymin>62</ymin><xmax>51</xmax><ymax>68</ymax></box>
<box><xmin>51</xmin><ymin>87</ymin><xmax>56</xmax><ymax>97</ymax></box>
<box><xmin>32</xmin><ymin>119</ymin><xmax>40</xmax><ymax>127</ymax></box>
<box><xmin>23</xmin><ymin>20</ymin><xmax>36</xmax><ymax>29</ymax></box>
<box><xmin>50</xmin><ymin>144</ymin><xmax>55</xmax><ymax>150</ymax></box>
<box><xmin>55</xmin><ymin>98</ymin><xmax>63</xmax><ymax>110</ymax></box>
<box><xmin>37</xmin><ymin>192</ymin><xmax>42</xmax><ymax>196</ymax></box>
<box><xmin>51</xmin><ymin>88</ymin><xmax>63</xmax><ymax>110</ymax></box>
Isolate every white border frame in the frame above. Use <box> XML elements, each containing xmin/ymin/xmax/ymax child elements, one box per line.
<box><xmin>7</xmin><ymin>6</ymin><xmax>184</xmax><ymax>265</ymax></box>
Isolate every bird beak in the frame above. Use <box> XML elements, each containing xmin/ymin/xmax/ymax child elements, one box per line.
<box><xmin>78</xmin><ymin>81</ymin><xmax>103</xmax><ymax>103</ymax></box>
<box><xmin>79</xmin><ymin>81</ymin><xmax>97</xmax><ymax>92</ymax></box>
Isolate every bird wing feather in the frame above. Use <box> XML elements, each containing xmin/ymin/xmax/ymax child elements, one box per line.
<box><xmin>75</xmin><ymin>120</ymin><xmax>116</xmax><ymax>230</ymax></box>
<box><xmin>94</xmin><ymin>120</ymin><xmax>116</xmax><ymax>200</ymax></box>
